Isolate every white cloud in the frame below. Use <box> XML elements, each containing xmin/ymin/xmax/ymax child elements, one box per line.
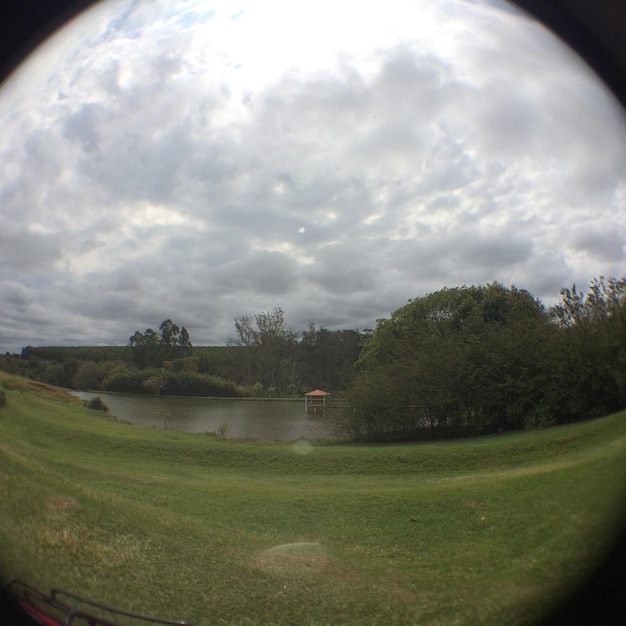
<box><xmin>0</xmin><ymin>0</ymin><xmax>625</xmax><ymax>352</ymax></box>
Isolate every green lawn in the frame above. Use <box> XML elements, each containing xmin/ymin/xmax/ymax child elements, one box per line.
<box><xmin>0</xmin><ymin>372</ymin><xmax>625</xmax><ymax>625</ymax></box>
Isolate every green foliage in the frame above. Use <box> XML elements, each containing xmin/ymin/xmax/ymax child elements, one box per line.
<box><xmin>128</xmin><ymin>319</ymin><xmax>193</xmax><ymax>368</ymax></box>
<box><xmin>216</xmin><ymin>420</ymin><xmax>229</xmax><ymax>439</ymax></box>
<box><xmin>103</xmin><ymin>366</ymin><xmax>243</xmax><ymax>397</ymax></box>
<box><xmin>128</xmin><ymin>328</ymin><xmax>162</xmax><ymax>369</ymax></box>
<box><xmin>141</xmin><ymin>374</ymin><xmax>165</xmax><ymax>396</ymax></box>
<box><xmin>86</xmin><ymin>396</ymin><xmax>109</xmax><ymax>412</ymax></box>
<box><xmin>169</xmin><ymin>356</ymin><xmax>199</xmax><ymax>372</ymax></box>
<box><xmin>346</xmin><ymin>279</ymin><xmax>626</xmax><ymax>441</ymax></box>
<box><xmin>12</xmin><ymin>316</ymin><xmax>366</xmax><ymax>398</ymax></box>
<box><xmin>548</xmin><ymin>276</ymin><xmax>626</xmax><ymax>420</ymax></box>
<box><xmin>103</xmin><ymin>367</ymin><xmax>159</xmax><ymax>394</ymax></box>
<box><xmin>230</xmin><ymin>307</ymin><xmax>297</xmax><ymax>392</ymax></box>
<box><xmin>299</xmin><ymin>325</ymin><xmax>363</xmax><ymax>391</ymax></box>
<box><xmin>160</xmin><ymin>370</ymin><xmax>243</xmax><ymax>397</ymax></box>
<box><xmin>347</xmin><ymin>284</ymin><xmax>558</xmax><ymax>441</ymax></box>
<box><xmin>20</xmin><ymin>346</ymin><xmax>129</xmax><ymax>363</ymax></box>
<box><xmin>15</xmin><ymin>347</ymin><xmax>129</xmax><ymax>390</ymax></box>
<box><xmin>0</xmin><ymin>353</ymin><xmax>22</xmax><ymax>376</ymax></box>
<box><xmin>72</xmin><ymin>360</ymin><xmax>119</xmax><ymax>391</ymax></box>
<box><xmin>41</xmin><ymin>363</ymin><xmax>65</xmax><ymax>387</ymax></box>
<box><xmin>228</xmin><ymin>310</ymin><xmax>366</xmax><ymax>395</ymax></box>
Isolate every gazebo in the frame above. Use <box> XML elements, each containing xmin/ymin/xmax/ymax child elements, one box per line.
<box><xmin>304</xmin><ymin>389</ymin><xmax>329</xmax><ymax>414</ymax></box>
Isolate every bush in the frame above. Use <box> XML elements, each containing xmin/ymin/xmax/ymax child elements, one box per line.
<box><xmin>217</xmin><ymin>421</ymin><xmax>229</xmax><ymax>439</ymax></box>
<box><xmin>0</xmin><ymin>391</ymin><xmax>7</xmax><ymax>409</ymax></box>
<box><xmin>103</xmin><ymin>366</ymin><xmax>244</xmax><ymax>397</ymax></box>
<box><xmin>159</xmin><ymin>370</ymin><xmax>243</xmax><ymax>397</ymax></box>
<box><xmin>103</xmin><ymin>367</ymin><xmax>161</xmax><ymax>394</ymax></box>
<box><xmin>73</xmin><ymin>360</ymin><xmax>118</xmax><ymax>390</ymax></box>
<box><xmin>87</xmin><ymin>396</ymin><xmax>109</xmax><ymax>412</ymax></box>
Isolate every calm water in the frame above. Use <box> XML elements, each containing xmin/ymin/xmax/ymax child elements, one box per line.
<box><xmin>71</xmin><ymin>391</ymin><xmax>336</xmax><ymax>441</ymax></box>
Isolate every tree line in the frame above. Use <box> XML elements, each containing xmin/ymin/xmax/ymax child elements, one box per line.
<box><xmin>2</xmin><ymin>276</ymin><xmax>624</xmax><ymax>442</ymax></box>
<box><xmin>5</xmin><ymin>312</ymin><xmax>367</xmax><ymax>398</ymax></box>
<box><xmin>226</xmin><ymin>308</ymin><xmax>364</xmax><ymax>395</ymax></box>
<box><xmin>344</xmin><ymin>277</ymin><xmax>626</xmax><ymax>441</ymax></box>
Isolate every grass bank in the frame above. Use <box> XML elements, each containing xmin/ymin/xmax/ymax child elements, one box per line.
<box><xmin>0</xmin><ymin>372</ymin><xmax>625</xmax><ymax>625</ymax></box>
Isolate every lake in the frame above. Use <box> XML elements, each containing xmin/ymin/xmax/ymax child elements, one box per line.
<box><xmin>71</xmin><ymin>391</ymin><xmax>337</xmax><ymax>441</ymax></box>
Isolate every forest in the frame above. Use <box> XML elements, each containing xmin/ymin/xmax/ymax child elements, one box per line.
<box><xmin>1</xmin><ymin>277</ymin><xmax>624</xmax><ymax>441</ymax></box>
<box><xmin>2</xmin><ymin>313</ymin><xmax>365</xmax><ymax>399</ymax></box>
<box><xmin>345</xmin><ymin>278</ymin><xmax>626</xmax><ymax>440</ymax></box>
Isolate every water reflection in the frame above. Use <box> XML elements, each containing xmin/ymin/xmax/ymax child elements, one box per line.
<box><xmin>72</xmin><ymin>391</ymin><xmax>333</xmax><ymax>441</ymax></box>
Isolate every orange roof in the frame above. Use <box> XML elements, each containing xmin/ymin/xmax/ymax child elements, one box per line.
<box><xmin>304</xmin><ymin>389</ymin><xmax>329</xmax><ymax>396</ymax></box>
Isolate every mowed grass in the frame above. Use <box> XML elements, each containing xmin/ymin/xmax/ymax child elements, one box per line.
<box><xmin>0</xmin><ymin>372</ymin><xmax>625</xmax><ymax>625</ymax></box>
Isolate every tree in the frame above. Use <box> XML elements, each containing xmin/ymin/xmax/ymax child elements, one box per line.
<box><xmin>159</xmin><ymin>319</ymin><xmax>193</xmax><ymax>359</ymax></box>
<box><xmin>178</xmin><ymin>326</ymin><xmax>192</xmax><ymax>356</ymax></box>
<box><xmin>159</xmin><ymin>319</ymin><xmax>181</xmax><ymax>353</ymax></box>
<box><xmin>300</xmin><ymin>324</ymin><xmax>364</xmax><ymax>391</ymax></box>
<box><xmin>229</xmin><ymin>308</ymin><xmax>298</xmax><ymax>394</ymax></box>
<box><xmin>548</xmin><ymin>277</ymin><xmax>626</xmax><ymax>420</ymax></box>
<box><xmin>129</xmin><ymin>328</ymin><xmax>161</xmax><ymax>368</ymax></box>
<box><xmin>254</xmin><ymin>307</ymin><xmax>297</xmax><ymax>392</ymax></box>
<box><xmin>346</xmin><ymin>284</ymin><xmax>557</xmax><ymax>441</ymax></box>
<box><xmin>228</xmin><ymin>315</ymin><xmax>257</xmax><ymax>385</ymax></box>
<box><xmin>129</xmin><ymin>320</ymin><xmax>192</xmax><ymax>368</ymax></box>
<box><xmin>73</xmin><ymin>360</ymin><xmax>116</xmax><ymax>390</ymax></box>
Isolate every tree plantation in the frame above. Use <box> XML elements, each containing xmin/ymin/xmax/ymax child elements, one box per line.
<box><xmin>2</xmin><ymin>277</ymin><xmax>625</xmax><ymax>442</ymax></box>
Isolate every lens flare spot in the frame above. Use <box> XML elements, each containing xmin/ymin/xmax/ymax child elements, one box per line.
<box><xmin>298</xmin><ymin>226</ymin><xmax>306</xmax><ymax>234</ymax></box>
<box><xmin>292</xmin><ymin>439</ymin><xmax>313</xmax><ymax>455</ymax></box>
<box><xmin>256</xmin><ymin>542</ymin><xmax>328</xmax><ymax>574</ymax></box>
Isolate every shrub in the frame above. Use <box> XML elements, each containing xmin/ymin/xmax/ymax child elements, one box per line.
<box><xmin>103</xmin><ymin>367</ymin><xmax>161</xmax><ymax>394</ymax></box>
<box><xmin>217</xmin><ymin>421</ymin><xmax>229</xmax><ymax>439</ymax></box>
<box><xmin>87</xmin><ymin>396</ymin><xmax>109</xmax><ymax>412</ymax></box>
<box><xmin>73</xmin><ymin>360</ymin><xmax>118</xmax><ymax>391</ymax></box>
<box><xmin>0</xmin><ymin>391</ymin><xmax>7</xmax><ymax>409</ymax></box>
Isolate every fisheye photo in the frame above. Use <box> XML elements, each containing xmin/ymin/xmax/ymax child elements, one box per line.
<box><xmin>1</xmin><ymin>1</ymin><xmax>625</xmax><ymax>624</ymax></box>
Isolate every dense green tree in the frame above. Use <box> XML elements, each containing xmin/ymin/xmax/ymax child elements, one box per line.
<box><xmin>299</xmin><ymin>325</ymin><xmax>365</xmax><ymax>391</ymax></box>
<box><xmin>158</xmin><ymin>319</ymin><xmax>193</xmax><ymax>358</ymax></box>
<box><xmin>129</xmin><ymin>328</ymin><xmax>161</xmax><ymax>368</ymax></box>
<box><xmin>72</xmin><ymin>360</ymin><xmax>118</xmax><ymax>390</ymax></box>
<box><xmin>41</xmin><ymin>363</ymin><xmax>65</xmax><ymax>387</ymax></box>
<box><xmin>129</xmin><ymin>319</ymin><xmax>193</xmax><ymax>368</ymax></box>
<box><xmin>62</xmin><ymin>357</ymin><xmax>81</xmax><ymax>387</ymax></box>
<box><xmin>346</xmin><ymin>284</ymin><xmax>557</xmax><ymax>440</ymax></box>
<box><xmin>159</xmin><ymin>319</ymin><xmax>181</xmax><ymax>351</ymax></box>
<box><xmin>548</xmin><ymin>277</ymin><xmax>626</xmax><ymax>420</ymax></box>
<box><xmin>0</xmin><ymin>353</ymin><xmax>21</xmax><ymax>375</ymax></box>
<box><xmin>103</xmin><ymin>365</ymin><xmax>242</xmax><ymax>397</ymax></box>
<box><xmin>178</xmin><ymin>327</ymin><xmax>192</xmax><ymax>355</ymax></box>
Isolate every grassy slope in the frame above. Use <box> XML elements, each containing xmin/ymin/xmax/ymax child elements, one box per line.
<box><xmin>0</xmin><ymin>372</ymin><xmax>625</xmax><ymax>625</ymax></box>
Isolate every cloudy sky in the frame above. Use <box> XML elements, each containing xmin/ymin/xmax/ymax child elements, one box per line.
<box><xmin>1</xmin><ymin>0</ymin><xmax>625</xmax><ymax>352</ymax></box>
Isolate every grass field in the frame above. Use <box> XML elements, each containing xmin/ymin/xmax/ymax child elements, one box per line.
<box><xmin>0</xmin><ymin>371</ymin><xmax>625</xmax><ymax>625</ymax></box>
